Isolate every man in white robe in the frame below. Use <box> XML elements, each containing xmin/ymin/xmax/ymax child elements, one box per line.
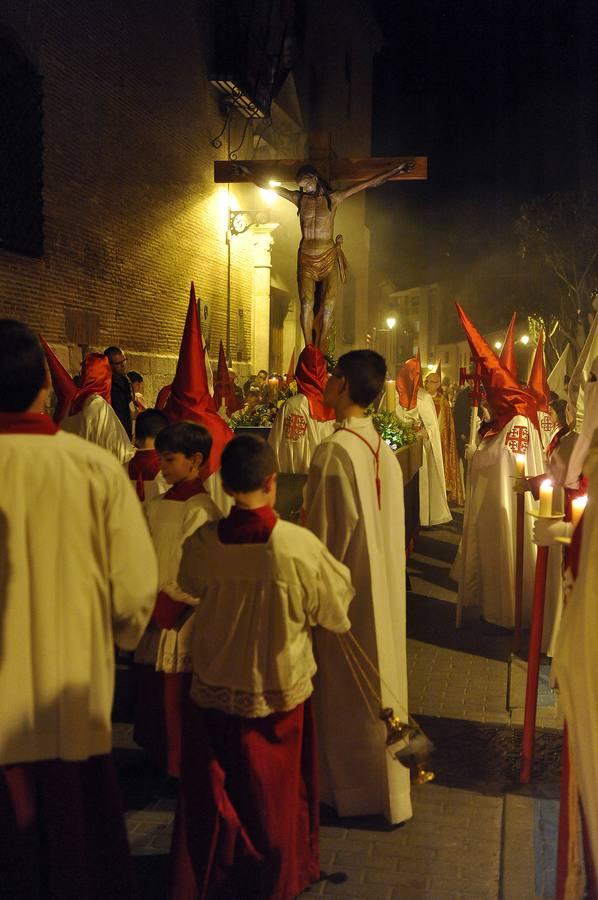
<box><xmin>269</xmin><ymin>344</ymin><xmax>335</xmax><ymax>473</ymax></box>
<box><xmin>396</xmin><ymin>355</ymin><xmax>451</xmax><ymax>526</ymax></box>
<box><xmin>454</xmin><ymin>304</ymin><xmax>544</xmax><ymax>628</ymax></box>
<box><xmin>304</xmin><ymin>349</ymin><xmax>412</xmax><ymax>826</ymax></box>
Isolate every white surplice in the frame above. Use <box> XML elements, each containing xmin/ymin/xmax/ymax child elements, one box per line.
<box><xmin>398</xmin><ymin>389</ymin><xmax>452</xmax><ymax>526</ymax></box>
<box><xmin>304</xmin><ymin>416</ymin><xmax>412</xmax><ymax>825</ymax></box>
<box><xmin>61</xmin><ymin>394</ymin><xmax>135</xmax><ymax>464</ymax></box>
<box><xmin>268</xmin><ymin>394</ymin><xmax>334</xmax><ymax>474</ymax></box>
<box><xmin>552</xmin><ymin>441</ymin><xmax>598</xmax><ymax>876</ymax></box>
<box><xmin>455</xmin><ymin>414</ymin><xmax>545</xmax><ymax>627</ymax></box>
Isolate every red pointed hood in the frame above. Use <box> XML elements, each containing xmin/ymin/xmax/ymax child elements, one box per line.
<box><xmin>435</xmin><ymin>359</ymin><xmax>442</xmax><ymax>380</ymax></box>
<box><xmin>396</xmin><ymin>352</ymin><xmax>423</xmax><ymax>411</ymax></box>
<box><xmin>213</xmin><ymin>340</ymin><xmax>242</xmax><ymax>416</ymax></box>
<box><xmin>499</xmin><ymin>313</ymin><xmax>518</xmax><ymax>379</ymax></box>
<box><xmin>455</xmin><ymin>304</ymin><xmax>538</xmax><ymax>437</ymax></box>
<box><xmin>70</xmin><ymin>353</ymin><xmax>112</xmax><ymax>415</ymax></box>
<box><xmin>40</xmin><ymin>335</ymin><xmax>77</xmax><ymax>423</ymax></box>
<box><xmin>528</xmin><ymin>330</ymin><xmax>551</xmax><ymax>413</ymax></box>
<box><xmin>285</xmin><ymin>349</ymin><xmax>296</xmax><ymax>385</ymax></box>
<box><xmin>164</xmin><ymin>283</ymin><xmax>233</xmax><ymax>476</ymax></box>
<box><xmin>155</xmin><ymin>383</ymin><xmax>172</xmax><ymax>410</ymax></box>
<box><xmin>295</xmin><ymin>344</ymin><xmax>335</xmax><ymax>421</ymax></box>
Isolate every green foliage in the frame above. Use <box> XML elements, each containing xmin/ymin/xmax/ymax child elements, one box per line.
<box><xmin>229</xmin><ymin>380</ymin><xmax>298</xmax><ymax>428</ymax></box>
<box><xmin>369</xmin><ymin>409</ymin><xmax>418</xmax><ymax>452</ymax></box>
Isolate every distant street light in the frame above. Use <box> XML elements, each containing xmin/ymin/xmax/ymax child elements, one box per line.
<box><xmin>520</xmin><ymin>335</ymin><xmax>530</xmax><ymax>345</ymax></box>
<box><xmin>494</xmin><ymin>340</ymin><xmax>502</xmax><ymax>350</ymax></box>
<box><xmin>386</xmin><ymin>316</ymin><xmax>397</xmax><ymax>329</ymax></box>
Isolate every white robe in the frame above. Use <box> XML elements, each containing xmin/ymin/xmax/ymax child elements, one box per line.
<box><xmin>61</xmin><ymin>394</ymin><xmax>135</xmax><ymax>464</ymax></box>
<box><xmin>268</xmin><ymin>394</ymin><xmax>334</xmax><ymax>474</ymax></box>
<box><xmin>135</xmin><ymin>490</ymin><xmax>222</xmax><ymax>673</ymax></box>
<box><xmin>304</xmin><ymin>416</ymin><xmax>412</xmax><ymax>825</ymax></box>
<box><xmin>0</xmin><ymin>430</ymin><xmax>157</xmax><ymax>765</ymax></box>
<box><xmin>455</xmin><ymin>414</ymin><xmax>545</xmax><ymax>627</ymax></box>
<box><xmin>398</xmin><ymin>389</ymin><xmax>452</xmax><ymax>526</ymax></box>
<box><xmin>553</xmin><ymin>441</ymin><xmax>598</xmax><ymax>876</ymax></box>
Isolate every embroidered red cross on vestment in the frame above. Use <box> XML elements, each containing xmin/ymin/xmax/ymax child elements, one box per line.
<box><xmin>505</xmin><ymin>424</ymin><xmax>529</xmax><ymax>454</ymax></box>
<box><xmin>539</xmin><ymin>412</ymin><xmax>553</xmax><ymax>432</ymax></box>
<box><xmin>283</xmin><ymin>413</ymin><xmax>308</xmax><ymax>441</ymax></box>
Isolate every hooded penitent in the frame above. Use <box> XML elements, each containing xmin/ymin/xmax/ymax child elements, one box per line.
<box><xmin>70</xmin><ymin>353</ymin><xmax>112</xmax><ymax>415</ymax></box>
<box><xmin>455</xmin><ymin>304</ymin><xmax>538</xmax><ymax>440</ymax></box>
<box><xmin>164</xmin><ymin>282</ymin><xmax>233</xmax><ymax>477</ymax></box>
<box><xmin>396</xmin><ymin>352</ymin><xmax>423</xmax><ymax>411</ymax></box>
<box><xmin>40</xmin><ymin>335</ymin><xmax>78</xmax><ymax>423</ymax></box>
<box><xmin>527</xmin><ymin>330</ymin><xmax>551</xmax><ymax>413</ymax></box>
<box><xmin>294</xmin><ymin>344</ymin><xmax>335</xmax><ymax>421</ymax></box>
<box><xmin>499</xmin><ymin>313</ymin><xmax>518</xmax><ymax>380</ymax></box>
<box><xmin>213</xmin><ymin>340</ymin><xmax>242</xmax><ymax>416</ymax></box>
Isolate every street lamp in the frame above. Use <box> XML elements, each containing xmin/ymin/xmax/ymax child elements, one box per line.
<box><xmin>520</xmin><ymin>335</ymin><xmax>530</xmax><ymax>345</ymax></box>
<box><xmin>494</xmin><ymin>340</ymin><xmax>502</xmax><ymax>350</ymax></box>
<box><xmin>386</xmin><ymin>316</ymin><xmax>397</xmax><ymax>329</ymax></box>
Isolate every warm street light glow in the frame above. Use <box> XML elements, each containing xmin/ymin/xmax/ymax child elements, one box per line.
<box><xmin>259</xmin><ymin>187</ymin><xmax>278</xmax><ymax>203</ymax></box>
<box><xmin>494</xmin><ymin>340</ymin><xmax>502</xmax><ymax>350</ymax></box>
<box><xmin>386</xmin><ymin>316</ymin><xmax>397</xmax><ymax>329</ymax></box>
<box><xmin>520</xmin><ymin>335</ymin><xmax>530</xmax><ymax>345</ymax></box>
<box><xmin>269</xmin><ymin>180</ymin><xmax>281</xmax><ymax>187</ymax></box>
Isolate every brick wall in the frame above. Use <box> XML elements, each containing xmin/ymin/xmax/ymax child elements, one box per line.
<box><xmin>0</xmin><ymin>0</ymin><xmax>255</xmax><ymax>369</ymax></box>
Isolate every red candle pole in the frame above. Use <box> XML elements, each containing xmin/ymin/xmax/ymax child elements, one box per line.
<box><xmin>520</xmin><ymin>544</ymin><xmax>549</xmax><ymax>783</ymax></box>
<box><xmin>513</xmin><ymin>492</ymin><xmax>525</xmax><ymax>654</ymax></box>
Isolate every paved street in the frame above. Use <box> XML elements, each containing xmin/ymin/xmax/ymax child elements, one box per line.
<box><xmin>114</xmin><ymin>508</ymin><xmax>564</xmax><ymax>898</ymax></box>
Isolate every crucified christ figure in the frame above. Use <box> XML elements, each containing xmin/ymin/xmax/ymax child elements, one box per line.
<box><xmin>239</xmin><ymin>160</ymin><xmax>414</xmax><ymax>349</ymax></box>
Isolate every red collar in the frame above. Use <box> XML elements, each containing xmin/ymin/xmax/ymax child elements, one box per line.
<box><xmin>218</xmin><ymin>505</ymin><xmax>278</xmax><ymax>544</ymax></box>
<box><xmin>0</xmin><ymin>412</ymin><xmax>59</xmax><ymax>435</ymax></box>
<box><xmin>163</xmin><ymin>478</ymin><xmax>206</xmax><ymax>501</ymax></box>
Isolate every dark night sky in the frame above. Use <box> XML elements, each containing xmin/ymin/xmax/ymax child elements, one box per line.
<box><xmin>367</xmin><ymin>0</ymin><xmax>598</xmax><ymax>332</ymax></box>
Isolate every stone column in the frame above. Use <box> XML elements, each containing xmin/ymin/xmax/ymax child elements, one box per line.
<box><xmin>251</xmin><ymin>223</ymin><xmax>278</xmax><ymax>373</ymax></box>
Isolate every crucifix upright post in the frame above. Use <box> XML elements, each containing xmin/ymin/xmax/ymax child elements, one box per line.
<box><xmin>215</xmin><ymin>140</ymin><xmax>427</xmax><ymax>352</ymax></box>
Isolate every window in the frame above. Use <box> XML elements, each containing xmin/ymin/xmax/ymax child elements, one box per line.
<box><xmin>0</xmin><ymin>32</ymin><xmax>43</xmax><ymax>257</ymax></box>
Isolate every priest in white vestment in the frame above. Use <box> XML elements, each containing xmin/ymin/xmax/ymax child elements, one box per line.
<box><xmin>396</xmin><ymin>354</ymin><xmax>452</xmax><ymax>526</ymax></box>
<box><xmin>268</xmin><ymin>344</ymin><xmax>335</xmax><ymax>473</ymax></box>
<box><xmin>454</xmin><ymin>305</ymin><xmax>544</xmax><ymax>628</ymax></box>
<box><xmin>304</xmin><ymin>349</ymin><xmax>412</xmax><ymax>826</ymax></box>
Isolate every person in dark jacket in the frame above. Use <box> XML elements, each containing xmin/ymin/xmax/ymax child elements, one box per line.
<box><xmin>104</xmin><ymin>346</ymin><xmax>133</xmax><ymax>438</ymax></box>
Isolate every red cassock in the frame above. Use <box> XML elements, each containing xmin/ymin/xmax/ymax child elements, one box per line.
<box><xmin>128</xmin><ymin>447</ymin><xmax>162</xmax><ymax>481</ymax></box>
<box><xmin>171</xmin><ymin>506</ymin><xmax>320</xmax><ymax>900</ymax></box>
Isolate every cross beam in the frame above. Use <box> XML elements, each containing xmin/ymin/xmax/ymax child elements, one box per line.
<box><xmin>214</xmin><ymin>156</ymin><xmax>427</xmax><ymax>184</ymax></box>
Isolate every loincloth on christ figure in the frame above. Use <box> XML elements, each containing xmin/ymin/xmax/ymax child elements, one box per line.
<box><xmin>297</xmin><ymin>235</ymin><xmax>348</xmax><ymax>286</ymax></box>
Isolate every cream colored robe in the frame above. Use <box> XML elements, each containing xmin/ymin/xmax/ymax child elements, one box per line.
<box><xmin>61</xmin><ymin>393</ymin><xmax>135</xmax><ymax>464</ymax></box>
<box><xmin>398</xmin><ymin>389</ymin><xmax>452</xmax><ymax>526</ymax></box>
<box><xmin>135</xmin><ymin>490</ymin><xmax>222</xmax><ymax>672</ymax></box>
<box><xmin>553</xmin><ymin>441</ymin><xmax>598</xmax><ymax>877</ymax></box>
<box><xmin>268</xmin><ymin>394</ymin><xmax>334</xmax><ymax>474</ymax></box>
<box><xmin>0</xmin><ymin>431</ymin><xmax>157</xmax><ymax>764</ymax></box>
<box><xmin>455</xmin><ymin>414</ymin><xmax>545</xmax><ymax>627</ymax></box>
<box><xmin>304</xmin><ymin>416</ymin><xmax>412</xmax><ymax>825</ymax></box>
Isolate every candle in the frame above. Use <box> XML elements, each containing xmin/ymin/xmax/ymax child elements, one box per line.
<box><xmin>385</xmin><ymin>379</ymin><xmax>396</xmax><ymax>412</ymax></box>
<box><xmin>538</xmin><ymin>479</ymin><xmax>553</xmax><ymax>517</ymax></box>
<box><xmin>267</xmin><ymin>376</ymin><xmax>279</xmax><ymax>401</ymax></box>
<box><xmin>571</xmin><ymin>495</ymin><xmax>588</xmax><ymax>530</ymax></box>
<box><xmin>515</xmin><ymin>454</ymin><xmax>526</xmax><ymax>477</ymax></box>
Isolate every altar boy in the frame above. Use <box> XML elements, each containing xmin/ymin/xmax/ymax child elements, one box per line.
<box><xmin>171</xmin><ymin>434</ymin><xmax>354</xmax><ymax>900</ymax></box>
<box><xmin>304</xmin><ymin>349</ymin><xmax>413</xmax><ymax>825</ymax></box>
<box><xmin>133</xmin><ymin>421</ymin><xmax>221</xmax><ymax>776</ymax></box>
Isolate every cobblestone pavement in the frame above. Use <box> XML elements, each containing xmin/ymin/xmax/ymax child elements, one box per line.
<box><xmin>114</xmin><ymin>507</ymin><xmax>563</xmax><ymax>898</ymax></box>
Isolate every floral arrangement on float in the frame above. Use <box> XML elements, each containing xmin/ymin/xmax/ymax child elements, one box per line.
<box><xmin>368</xmin><ymin>409</ymin><xmax>418</xmax><ymax>452</ymax></box>
<box><xmin>230</xmin><ymin>379</ymin><xmax>298</xmax><ymax>429</ymax></box>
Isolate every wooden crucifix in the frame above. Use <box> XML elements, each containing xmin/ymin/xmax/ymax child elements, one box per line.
<box><xmin>214</xmin><ymin>137</ymin><xmax>428</xmax><ymax>350</ymax></box>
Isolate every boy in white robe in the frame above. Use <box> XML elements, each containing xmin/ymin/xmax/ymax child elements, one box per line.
<box><xmin>304</xmin><ymin>349</ymin><xmax>413</xmax><ymax>825</ymax></box>
<box><xmin>268</xmin><ymin>344</ymin><xmax>335</xmax><ymax>473</ymax></box>
<box><xmin>0</xmin><ymin>320</ymin><xmax>157</xmax><ymax>898</ymax></box>
<box><xmin>128</xmin><ymin>407</ymin><xmax>169</xmax><ymax>501</ymax></box>
<box><xmin>171</xmin><ymin>434</ymin><xmax>354</xmax><ymax>899</ymax></box>
<box><xmin>133</xmin><ymin>422</ymin><xmax>221</xmax><ymax>777</ymax></box>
